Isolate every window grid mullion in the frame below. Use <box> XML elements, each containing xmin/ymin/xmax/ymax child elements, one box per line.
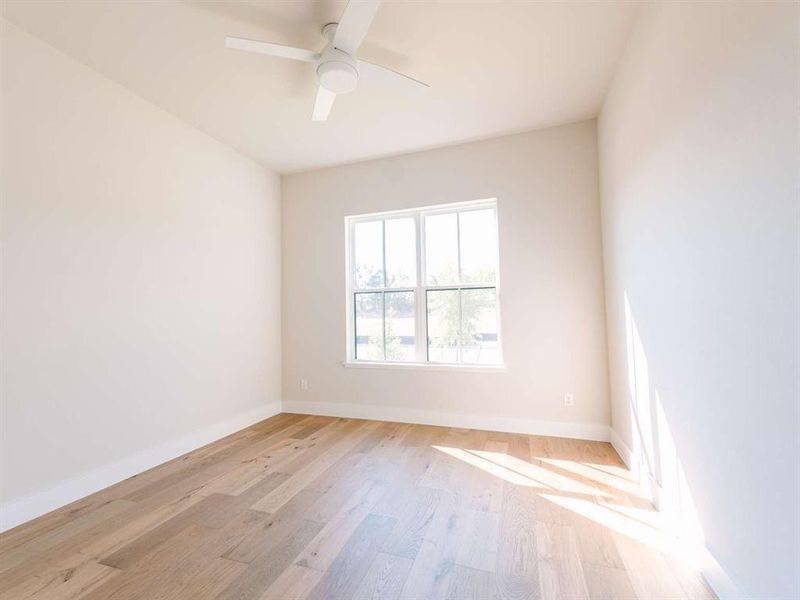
<box><xmin>381</xmin><ymin>291</ymin><xmax>386</xmax><ymax>361</ymax></box>
<box><xmin>424</xmin><ymin>290</ymin><xmax>430</xmax><ymax>362</ymax></box>
<box><xmin>457</xmin><ymin>287</ymin><xmax>463</xmax><ymax>363</ymax></box>
<box><xmin>352</xmin><ymin>292</ymin><xmax>357</xmax><ymax>360</ymax></box>
<box><xmin>456</xmin><ymin>211</ymin><xmax>462</xmax><ymax>286</ymax></box>
<box><xmin>353</xmin><ymin>285</ymin><xmax>491</xmax><ymax>292</ymax></box>
<box><xmin>352</xmin><ymin>287</ymin><xmax>415</xmax><ymax>293</ymax></box>
<box><xmin>456</xmin><ymin>212</ymin><xmax>462</xmax><ymax>363</ymax></box>
<box><xmin>381</xmin><ymin>219</ymin><xmax>387</xmax><ymax>288</ymax></box>
<box><xmin>381</xmin><ymin>220</ymin><xmax>387</xmax><ymax>361</ymax></box>
<box><xmin>420</xmin><ymin>284</ymin><xmax>494</xmax><ymax>292</ymax></box>
<box><xmin>415</xmin><ymin>212</ymin><xmax>427</xmax><ymax>363</ymax></box>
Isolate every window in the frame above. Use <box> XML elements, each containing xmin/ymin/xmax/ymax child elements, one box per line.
<box><xmin>346</xmin><ymin>200</ymin><xmax>502</xmax><ymax>366</ymax></box>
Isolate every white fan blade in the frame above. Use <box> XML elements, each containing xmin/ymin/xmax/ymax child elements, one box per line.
<box><xmin>312</xmin><ymin>86</ymin><xmax>337</xmax><ymax>121</ymax></box>
<box><xmin>333</xmin><ymin>0</ymin><xmax>381</xmax><ymax>56</ymax></box>
<box><xmin>225</xmin><ymin>36</ymin><xmax>319</xmax><ymax>63</ymax></box>
<box><xmin>357</xmin><ymin>60</ymin><xmax>429</xmax><ymax>95</ymax></box>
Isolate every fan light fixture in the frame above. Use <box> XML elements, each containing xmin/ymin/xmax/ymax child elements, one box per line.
<box><xmin>225</xmin><ymin>1</ymin><xmax>429</xmax><ymax>121</ymax></box>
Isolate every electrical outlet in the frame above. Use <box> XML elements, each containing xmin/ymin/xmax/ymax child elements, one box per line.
<box><xmin>564</xmin><ymin>393</ymin><xmax>574</xmax><ymax>407</ymax></box>
<box><xmin>300</xmin><ymin>378</ymin><xmax>309</xmax><ymax>390</ymax></box>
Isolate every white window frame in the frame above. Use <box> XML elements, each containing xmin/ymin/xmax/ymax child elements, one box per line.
<box><xmin>344</xmin><ymin>198</ymin><xmax>504</xmax><ymax>370</ymax></box>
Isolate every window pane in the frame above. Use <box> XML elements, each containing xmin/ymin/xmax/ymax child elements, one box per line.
<box><xmin>385</xmin><ymin>291</ymin><xmax>415</xmax><ymax>362</ymax></box>
<box><xmin>426</xmin><ymin>289</ymin><xmax>460</xmax><ymax>362</ymax></box>
<box><xmin>424</xmin><ymin>213</ymin><xmax>458</xmax><ymax>285</ymax></box>
<box><xmin>461</xmin><ymin>288</ymin><xmax>499</xmax><ymax>364</ymax></box>
<box><xmin>459</xmin><ymin>209</ymin><xmax>497</xmax><ymax>284</ymax></box>
<box><xmin>355</xmin><ymin>292</ymin><xmax>383</xmax><ymax>360</ymax></box>
<box><xmin>354</xmin><ymin>221</ymin><xmax>383</xmax><ymax>289</ymax></box>
<box><xmin>385</xmin><ymin>218</ymin><xmax>416</xmax><ymax>288</ymax></box>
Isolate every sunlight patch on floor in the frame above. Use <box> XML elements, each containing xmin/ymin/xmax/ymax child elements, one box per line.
<box><xmin>539</xmin><ymin>457</ymin><xmax>644</xmax><ymax>497</ymax></box>
<box><xmin>432</xmin><ymin>445</ymin><xmax>551</xmax><ymax>489</ymax></box>
<box><xmin>432</xmin><ymin>443</ymin><xmax>711</xmax><ymax>573</ymax></box>
<box><xmin>432</xmin><ymin>445</ymin><xmax>613</xmax><ymax>498</ymax></box>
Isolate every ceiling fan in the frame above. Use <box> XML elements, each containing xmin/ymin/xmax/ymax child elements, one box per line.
<box><xmin>225</xmin><ymin>0</ymin><xmax>429</xmax><ymax>122</ymax></box>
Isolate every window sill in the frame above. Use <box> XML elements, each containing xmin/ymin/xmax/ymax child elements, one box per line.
<box><xmin>342</xmin><ymin>361</ymin><xmax>507</xmax><ymax>373</ymax></box>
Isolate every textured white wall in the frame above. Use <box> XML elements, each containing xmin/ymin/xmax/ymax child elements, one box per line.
<box><xmin>0</xmin><ymin>21</ymin><xmax>282</xmax><ymax>510</ymax></box>
<box><xmin>282</xmin><ymin>121</ymin><xmax>610</xmax><ymax>432</ymax></box>
<box><xmin>599</xmin><ymin>2</ymin><xmax>799</xmax><ymax>598</ymax></box>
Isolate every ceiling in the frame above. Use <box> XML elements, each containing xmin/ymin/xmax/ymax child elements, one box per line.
<box><xmin>1</xmin><ymin>1</ymin><xmax>639</xmax><ymax>173</ymax></box>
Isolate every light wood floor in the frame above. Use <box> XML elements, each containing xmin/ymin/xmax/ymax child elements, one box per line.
<box><xmin>0</xmin><ymin>414</ymin><xmax>717</xmax><ymax>599</ymax></box>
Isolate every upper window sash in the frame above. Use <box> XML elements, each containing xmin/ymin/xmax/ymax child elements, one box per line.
<box><xmin>347</xmin><ymin>199</ymin><xmax>498</xmax><ymax>290</ymax></box>
<box><xmin>350</xmin><ymin>216</ymin><xmax>417</xmax><ymax>291</ymax></box>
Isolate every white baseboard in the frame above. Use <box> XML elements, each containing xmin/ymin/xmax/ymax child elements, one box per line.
<box><xmin>282</xmin><ymin>400</ymin><xmax>611</xmax><ymax>442</ymax></box>
<box><xmin>0</xmin><ymin>401</ymin><xmax>282</xmax><ymax>533</ymax></box>
<box><xmin>0</xmin><ymin>401</ymin><xmax>614</xmax><ymax>533</ymax></box>
<box><xmin>701</xmin><ymin>545</ymin><xmax>752</xmax><ymax>600</ymax></box>
<box><xmin>605</xmin><ymin>428</ymin><xmax>750</xmax><ymax>599</ymax></box>
<box><xmin>609</xmin><ymin>427</ymin><xmax>633</xmax><ymax>468</ymax></box>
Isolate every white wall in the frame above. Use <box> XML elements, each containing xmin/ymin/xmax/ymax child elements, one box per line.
<box><xmin>599</xmin><ymin>2</ymin><xmax>799</xmax><ymax>598</ymax></box>
<box><xmin>282</xmin><ymin>121</ymin><xmax>610</xmax><ymax>437</ymax></box>
<box><xmin>0</xmin><ymin>20</ymin><xmax>282</xmax><ymax>527</ymax></box>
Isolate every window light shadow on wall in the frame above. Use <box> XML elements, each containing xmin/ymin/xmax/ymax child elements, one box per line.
<box><xmin>624</xmin><ymin>292</ymin><xmax>705</xmax><ymax>551</ymax></box>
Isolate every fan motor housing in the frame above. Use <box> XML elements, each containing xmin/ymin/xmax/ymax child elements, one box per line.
<box><xmin>317</xmin><ymin>48</ymin><xmax>358</xmax><ymax>94</ymax></box>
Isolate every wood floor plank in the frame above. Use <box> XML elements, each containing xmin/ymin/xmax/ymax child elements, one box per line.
<box><xmin>291</xmin><ymin>416</ymin><xmax>337</xmax><ymax>440</ymax></box>
<box><xmin>120</xmin><ymin>427</ymin><xmax>282</xmax><ymax>503</ymax></box>
<box><xmin>351</xmin><ymin>421</ymin><xmax>404</xmax><ymax>454</ymax></box>
<box><xmin>303</xmin><ymin>451</ymin><xmax>367</xmax><ymax>496</ymax></box>
<box><xmin>582</xmin><ymin>565</ymin><xmax>638</xmax><ymax>600</ymax></box>
<box><xmin>0</xmin><ymin>416</ymin><xmax>716</xmax><ymax>600</ymax></box>
<box><xmin>3</xmin><ymin>559</ymin><xmax>119</xmax><ymax>600</ymax></box>
<box><xmin>535</xmin><ymin>520</ymin><xmax>589</xmax><ymax>600</ymax></box>
<box><xmin>259</xmin><ymin>563</ymin><xmax>324</xmax><ymax>600</ymax></box>
<box><xmin>170</xmin><ymin>557</ymin><xmax>247</xmax><ymax>600</ymax></box>
<box><xmin>44</xmin><ymin>481</ymin><xmax>211</xmax><ymax>565</ymax></box>
<box><xmin>251</xmin><ymin>421</ymin><xmax>381</xmax><ymax>514</ymax></box>
<box><xmin>612</xmin><ymin>532</ymin><xmax>688</xmax><ymax>600</ymax></box>
<box><xmin>267</xmin><ymin>419</ymin><xmax>362</xmax><ymax>479</ymax></box>
<box><xmin>398</xmin><ymin>489</ymin><xmax>466</xmax><ymax>600</ymax></box>
<box><xmin>0</xmin><ymin>500</ymin><xmax>105</xmax><ymax>555</ymax></box>
<box><xmin>306</xmin><ymin>513</ymin><xmax>397</xmax><ymax>600</ymax></box>
<box><xmin>85</xmin><ymin>508</ymin><xmax>271</xmax><ymax>600</ymax></box>
<box><xmin>571</xmin><ymin>512</ymin><xmax>626</xmax><ymax>569</ymax></box>
<box><xmin>0</xmin><ymin>505</ymin><xmax>150</xmax><ymax>594</ymax></box>
<box><xmin>98</xmin><ymin>493</ymin><xmax>230</xmax><ymax>569</ymax></box>
<box><xmin>215</xmin><ymin>519</ymin><xmax>324</xmax><ymax>600</ymax></box>
<box><xmin>351</xmin><ymin>552</ymin><xmax>414</xmax><ymax>600</ymax></box>
<box><xmin>380</xmin><ymin>486</ymin><xmax>441</xmax><ymax>559</ymax></box>
<box><xmin>465</xmin><ymin>440</ymin><xmax>507</xmax><ymax>513</ymax></box>
<box><xmin>371</xmin><ymin>444</ymin><xmax>437</xmax><ymax>519</ymax></box>
<box><xmin>496</xmin><ymin>483</ymin><xmax>541</xmax><ymax>600</ymax></box>
<box><xmin>455</xmin><ymin>508</ymin><xmax>501</xmax><ymax>573</ymax></box>
<box><xmin>223</xmin><ymin>489</ymin><xmax>322</xmax><ymax>564</ymax></box>
<box><xmin>119</xmin><ymin>415</ymin><xmax>312</xmax><ymax>506</ymax></box>
<box><xmin>100</xmin><ymin>471</ymin><xmax>290</xmax><ymax>570</ymax></box>
<box><xmin>199</xmin><ymin>473</ymin><xmax>293</xmax><ymax>528</ymax></box>
<box><xmin>419</xmin><ymin>432</ymin><xmax>462</xmax><ymax>489</ymax></box>
<box><xmin>195</xmin><ymin>436</ymin><xmax>306</xmax><ymax>497</ymax></box>
<box><xmin>0</xmin><ymin>499</ymin><xmax>134</xmax><ymax>575</ymax></box>
<box><xmin>303</xmin><ymin>452</ymin><xmax>395</xmax><ymax>523</ymax></box>
<box><xmin>295</xmin><ymin>479</ymin><xmax>389</xmax><ymax>571</ymax></box>
<box><xmin>81</xmin><ymin>522</ymin><xmax>216</xmax><ymax>600</ymax></box>
<box><xmin>445</xmin><ymin>564</ymin><xmax>495</xmax><ymax>600</ymax></box>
